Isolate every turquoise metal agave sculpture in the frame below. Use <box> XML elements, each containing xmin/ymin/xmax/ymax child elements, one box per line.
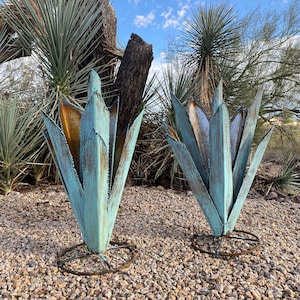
<box><xmin>43</xmin><ymin>70</ymin><xmax>143</xmax><ymax>255</ymax></box>
<box><xmin>164</xmin><ymin>80</ymin><xmax>273</xmax><ymax>237</ymax></box>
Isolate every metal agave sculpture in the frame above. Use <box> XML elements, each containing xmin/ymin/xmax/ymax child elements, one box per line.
<box><xmin>43</xmin><ymin>70</ymin><xmax>143</xmax><ymax>255</ymax></box>
<box><xmin>164</xmin><ymin>80</ymin><xmax>273</xmax><ymax>237</ymax></box>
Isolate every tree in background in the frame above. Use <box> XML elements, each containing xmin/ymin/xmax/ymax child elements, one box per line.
<box><xmin>163</xmin><ymin>1</ymin><xmax>300</xmax><ymax>120</ymax></box>
<box><xmin>179</xmin><ymin>3</ymin><xmax>241</xmax><ymax>115</ymax></box>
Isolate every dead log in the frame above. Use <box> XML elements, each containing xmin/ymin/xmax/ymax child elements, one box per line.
<box><xmin>114</xmin><ymin>33</ymin><xmax>153</xmax><ymax>137</ymax></box>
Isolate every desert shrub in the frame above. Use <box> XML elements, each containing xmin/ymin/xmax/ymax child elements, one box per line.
<box><xmin>129</xmin><ymin>115</ymin><xmax>189</xmax><ymax>189</ymax></box>
<box><xmin>0</xmin><ymin>95</ymin><xmax>48</xmax><ymax>195</ymax></box>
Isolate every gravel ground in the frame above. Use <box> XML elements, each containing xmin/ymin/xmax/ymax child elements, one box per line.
<box><xmin>0</xmin><ymin>185</ymin><xmax>299</xmax><ymax>299</ymax></box>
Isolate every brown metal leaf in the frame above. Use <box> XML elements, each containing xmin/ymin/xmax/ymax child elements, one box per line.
<box><xmin>166</xmin><ymin>125</ymin><xmax>180</xmax><ymax>141</ymax></box>
<box><xmin>188</xmin><ymin>98</ymin><xmax>209</xmax><ymax>168</ymax></box>
<box><xmin>59</xmin><ymin>98</ymin><xmax>81</xmax><ymax>174</ymax></box>
<box><xmin>230</xmin><ymin>107</ymin><xmax>245</xmax><ymax>166</ymax></box>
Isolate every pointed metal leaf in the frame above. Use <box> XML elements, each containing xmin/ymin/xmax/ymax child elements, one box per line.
<box><xmin>233</xmin><ymin>90</ymin><xmax>263</xmax><ymax>200</ymax></box>
<box><xmin>211</xmin><ymin>79</ymin><xmax>223</xmax><ymax>117</ymax></box>
<box><xmin>107</xmin><ymin>110</ymin><xmax>144</xmax><ymax>242</ymax></box>
<box><xmin>230</xmin><ymin>107</ymin><xmax>245</xmax><ymax>166</ymax></box>
<box><xmin>188</xmin><ymin>98</ymin><xmax>210</xmax><ymax>169</ymax></box>
<box><xmin>162</xmin><ymin>122</ymin><xmax>180</xmax><ymax>141</ymax></box>
<box><xmin>209</xmin><ymin>103</ymin><xmax>233</xmax><ymax>232</ymax></box>
<box><xmin>59</xmin><ymin>98</ymin><xmax>81</xmax><ymax>175</ymax></box>
<box><xmin>82</xmin><ymin>129</ymin><xmax>109</xmax><ymax>253</ymax></box>
<box><xmin>171</xmin><ymin>94</ymin><xmax>209</xmax><ymax>187</ymax></box>
<box><xmin>165</xmin><ymin>129</ymin><xmax>223</xmax><ymax>236</ymax></box>
<box><xmin>80</xmin><ymin>71</ymin><xmax>110</xmax><ymax>179</ymax></box>
<box><xmin>113</xmin><ymin>132</ymin><xmax>126</xmax><ymax>180</ymax></box>
<box><xmin>228</xmin><ymin>127</ymin><xmax>273</xmax><ymax>232</ymax></box>
<box><xmin>42</xmin><ymin>113</ymin><xmax>85</xmax><ymax>236</ymax></box>
<box><xmin>88</xmin><ymin>69</ymin><xmax>102</xmax><ymax>99</ymax></box>
<box><xmin>109</xmin><ymin>99</ymin><xmax>119</xmax><ymax>190</ymax></box>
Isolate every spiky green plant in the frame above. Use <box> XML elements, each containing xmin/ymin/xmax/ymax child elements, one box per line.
<box><xmin>266</xmin><ymin>156</ymin><xmax>300</xmax><ymax>195</ymax></box>
<box><xmin>180</xmin><ymin>3</ymin><xmax>241</xmax><ymax>113</ymax></box>
<box><xmin>0</xmin><ymin>26</ymin><xmax>8</xmax><ymax>62</ymax></box>
<box><xmin>4</xmin><ymin>0</ymin><xmax>109</xmax><ymax>112</ymax></box>
<box><xmin>2</xmin><ymin>0</ymin><xmax>116</xmax><ymax>185</ymax></box>
<box><xmin>0</xmin><ymin>96</ymin><xmax>45</xmax><ymax>195</ymax></box>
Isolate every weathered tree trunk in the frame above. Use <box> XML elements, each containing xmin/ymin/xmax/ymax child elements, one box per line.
<box><xmin>78</xmin><ymin>0</ymin><xmax>120</xmax><ymax>97</ymax></box>
<box><xmin>114</xmin><ymin>33</ymin><xmax>153</xmax><ymax>137</ymax></box>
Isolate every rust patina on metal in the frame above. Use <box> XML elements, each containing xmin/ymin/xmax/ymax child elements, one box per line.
<box><xmin>164</xmin><ymin>80</ymin><xmax>273</xmax><ymax>256</ymax></box>
<box><xmin>43</xmin><ymin>70</ymin><xmax>143</xmax><ymax>274</ymax></box>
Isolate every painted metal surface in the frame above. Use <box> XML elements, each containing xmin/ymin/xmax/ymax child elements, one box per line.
<box><xmin>209</xmin><ymin>103</ymin><xmax>233</xmax><ymax>234</ymax></box>
<box><xmin>43</xmin><ymin>70</ymin><xmax>143</xmax><ymax>253</ymax></box>
<box><xmin>164</xmin><ymin>81</ymin><xmax>273</xmax><ymax>236</ymax></box>
<box><xmin>171</xmin><ymin>94</ymin><xmax>209</xmax><ymax>187</ymax></box>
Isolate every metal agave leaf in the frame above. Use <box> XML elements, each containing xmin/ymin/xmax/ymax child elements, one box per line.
<box><xmin>164</xmin><ymin>80</ymin><xmax>273</xmax><ymax>236</ymax></box>
<box><xmin>43</xmin><ymin>70</ymin><xmax>143</xmax><ymax>253</ymax></box>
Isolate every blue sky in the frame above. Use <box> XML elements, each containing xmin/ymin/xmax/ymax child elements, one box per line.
<box><xmin>112</xmin><ymin>0</ymin><xmax>293</xmax><ymax>62</ymax></box>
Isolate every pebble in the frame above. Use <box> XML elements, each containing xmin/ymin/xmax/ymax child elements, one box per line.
<box><xmin>265</xmin><ymin>191</ymin><xmax>278</xmax><ymax>200</ymax></box>
<box><xmin>0</xmin><ymin>185</ymin><xmax>299</xmax><ymax>299</ymax></box>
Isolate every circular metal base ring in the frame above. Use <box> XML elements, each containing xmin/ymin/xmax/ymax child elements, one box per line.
<box><xmin>191</xmin><ymin>230</ymin><xmax>260</xmax><ymax>257</ymax></box>
<box><xmin>57</xmin><ymin>241</ymin><xmax>138</xmax><ymax>276</ymax></box>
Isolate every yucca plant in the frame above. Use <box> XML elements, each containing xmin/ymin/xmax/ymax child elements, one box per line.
<box><xmin>43</xmin><ymin>70</ymin><xmax>143</xmax><ymax>255</ymax></box>
<box><xmin>0</xmin><ymin>96</ymin><xmax>45</xmax><ymax>195</ymax></box>
<box><xmin>259</xmin><ymin>155</ymin><xmax>300</xmax><ymax>196</ymax></box>
<box><xmin>4</xmin><ymin>0</ymin><xmax>110</xmax><ymax>111</ymax></box>
<box><xmin>164</xmin><ymin>80</ymin><xmax>273</xmax><ymax>236</ymax></box>
<box><xmin>180</xmin><ymin>3</ymin><xmax>241</xmax><ymax>114</ymax></box>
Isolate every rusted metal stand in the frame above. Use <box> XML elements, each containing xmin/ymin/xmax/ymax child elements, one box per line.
<box><xmin>191</xmin><ymin>230</ymin><xmax>260</xmax><ymax>257</ymax></box>
<box><xmin>57</xmin><ymin>241</ymin><xmax>138</xmax><ymax>276</ymax></box>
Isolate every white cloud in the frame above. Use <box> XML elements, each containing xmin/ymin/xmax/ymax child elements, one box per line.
<box><xmin>161</xmin><ymin>4</ymin><xmax>190</xmax><ymax>29</ymax></box>
<box><xmin>177</xmin><ymin>5</ymin><xmax>189</xmax><ymax>19</ymax></box>
<box><xmin>161</xmin><ymin>7</ymin><xmax>173</xmax><ymax>19</ymax></box>
<box><xmin>128</xmin><ymin>0</ymin><xmax>141</xmax><ymax>4</ymax></box>
<box><xmin>163</xmin><ymin>19</ymin><xmax>179</xmax><ymax>29</ymax></box>
<box><xmin>134</xmin><ymin>11</ymin><xmax>155</xmax><ymax>28</ymax></box>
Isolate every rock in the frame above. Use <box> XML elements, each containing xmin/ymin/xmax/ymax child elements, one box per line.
<box><xmin>216</xmin><ymin>283</ymin><xmax>224</xmax><ymax>293</ymax></box>
<box><xmin>292</xmin><ymin>195</ymin><xmax>300</xmax><ymax>203</ymax></box>
<box><xmin>265</xmin><ymin>191</ymin><xmax>278</xmax><ymax>200</ymax></box>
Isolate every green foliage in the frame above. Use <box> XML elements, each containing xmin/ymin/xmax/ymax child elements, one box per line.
<box><xmin>259</xmin><ymin>155</ymin><xmax>300</xmax><ymax>195</ymax></box>
<box><xmin>181</xmin><ymin>3</ymin><xmax>240</xmax><ymax>71</ymax></box>
<box><xmin>0</xmin><ymin>96</ymin><xmax>45</xmax><ymax>195</ymax></box>
<box><xmin>272</xmin><ymin>156</ymin><xmax>300</xmax><ymax>195</ymax></box>
<box><xmin>130</xmin><ymin>63</ymin><xmax>195</xmax><ymax>188</ymax></box>
<box><xmin>4</xmin><ymin>0</ymin><xmax>108</xmax><ymax>113</ymax></box>
<box><xmin>164</xmin><ymin>1</ymin><xmax>300</xmax><ymax>120</ymax></box>
<box><xmin>176</xmin><ymin>3</ymin><xmax>242</xmax><ymax>113</ymax></box>
<box><xmin>260</xmin><ymin>120</ymin><xmax>300</xmax><ymax>160</ymax></box>
<box><xmin>130</xmin><ymin>118</ymin><xmax>187</xmax><ymax>188</ymax></box>
<box><xmin>220</xmin><ymin>1</ymin><xmax>300</xmax><ymax>117</ymax></box>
